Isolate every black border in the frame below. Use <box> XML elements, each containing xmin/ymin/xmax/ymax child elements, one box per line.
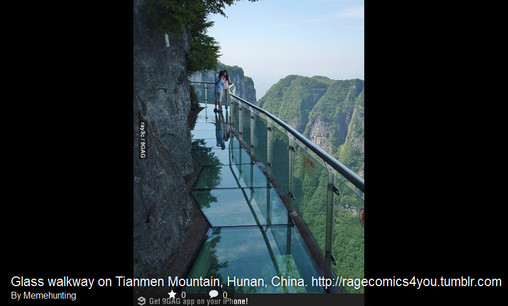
<box><xmin>365</xmin><ymin>0</ymin><xmax>505</xmax><ymax>304</ymax></box>
<box><xmin>6</xmin><ymin>1</ymin><xmax>133</xmax><ymax>304</ymax></box>
<box><xmin>6</xmin><ymin>1</ymin><xmax>505</xmax><ymax>305</ymax></box>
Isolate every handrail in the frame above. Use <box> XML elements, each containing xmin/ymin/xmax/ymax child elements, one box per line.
<box><xmin>230</xmin><ymin>94</ymin><xmax>364</xmax><ymax>193</ymax></box>
<box><xmin>189</xmin><ymin>81</ymin><xmax>364</xmax><ymax>192</ymax></box>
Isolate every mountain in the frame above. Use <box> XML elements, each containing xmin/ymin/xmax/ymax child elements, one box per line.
<box><xmin>190</xmin><ymin>63</ymin><xmax>257</xmax><ymax>102</ymax></box>
<box><xmin>257</xmin><ymin>75</ymin><xmax>364</xmax><ymax>177</ymax></box>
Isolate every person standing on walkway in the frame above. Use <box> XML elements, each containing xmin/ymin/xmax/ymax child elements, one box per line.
<box><xmin>214</xmin><ymin>70</ymin><xmax>225</xmax><ymax>112</ymax></box>
<box><xmin>223</xmin><ymin>70</ymin><xmax>233</xmax><ymax>110</ymax></box>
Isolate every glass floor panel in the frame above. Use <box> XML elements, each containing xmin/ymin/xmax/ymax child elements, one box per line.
<box><xmin>191</xmin><ymin>188</ymin><xmax>291</xmax><ymax>228</ymax></box>
<box><xmin>191</xmin><ymin>189</ymin><xmax>260</xmax><ymax>227</ymax></box>
<box><xmin>186</xmin><ymin>227</ymin><xmax>323</xmax><ymax>294</ymax></box>
<box><xmin>191</xmin><ymin>129</ymin><xmax>217</xmax><ymax>141</ymax></box>
<box><xmin>193</xmin><ymin>165</ymin><xmax>267</xmax><ymax>190</ymax></box>
<box><xmin>194</xmin><ymin>103</ymin><xmax>234</xmax><ymax>122</ymax></box>
<box><xmin>191</xmin><ymin>148</ymin><xmax>231</xmax><ymax>166</ymax></box>
<box><xmin>192</xmin><ymin>166</ymin><xmax>243</xmax><ymax>189</ymax></box>
<box><xmin>192</xmin><ymin>138</ymin><xmax>225</xmax><ymax>150</ymax></box>
<box><xmin>192</xmin><ymin>121</ymin><xmax>216</xmax><ymax>130</ymax></box>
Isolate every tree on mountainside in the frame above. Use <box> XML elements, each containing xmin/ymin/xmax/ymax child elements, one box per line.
<box><xmin>146</xmin><ymin>0</ymin><xmax>258</xmax><ymax>74</ymax></box>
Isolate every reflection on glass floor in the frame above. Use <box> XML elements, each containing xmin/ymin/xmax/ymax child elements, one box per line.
<box><xmin>188</xmin><ymin>104</ymin><xmax>323</xmax><ymax>294</ymax></box>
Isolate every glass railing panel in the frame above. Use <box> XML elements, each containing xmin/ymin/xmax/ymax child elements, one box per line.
<box><xmin>268</xmin><ymin>125</ymin><xmax>290</xmax><ymax>194</ymax></box>
<box><xmin>230</xmin><ymin>133</ymin><xmax>243</xmax><ymax>162</ymax></box>
<box><xmin>207</xmin><ymin>84</ymin><xmax>216</xmax><ymax>106</ymax></box>
<box><xmin>332</xmin><ymin>175</ymin><xmax>364</xmax><ymax>293</ymax></box>
<box><xmin>250</xmin><ymin>163</ymin><xmax>269</xmax><ymax>188</ymax></box>
<box><xmin>230</xmin><ymin>100</ymin><xmax>240</xmax><ymax>131</ymax></box>
<box><xmin>240</xmin><ymin>105</ymin><xmax>251</xmax><ymax>149</ymax></box>
<box><xmin>190</xmin><ymin>82</ymin><xmax>215</xmax><ymax>107</ymax></box>
<box><xmin>293</xmin><ymin>142</ymin><xmax>329</xmax><ymax>255</ymax></box>
<box><xmin>251</xmin><ymin>110</ymin><xmax>268</xmax><ymax>166</ymax></box>
<box><xmin>229</xmin><ymin>137</ymin><xmax>251</xmax><ymax>186</ymax></box>
<box><xmin>267</xmin><ymin>225</ymin><xmax>324</xmax><ymax>293</ymax></box>
<box><xmin>229</xmin><ymin>134</ymin><xmax>241</xmax><ymax>159</ymax></box>
<box><xmin>250</xmin><ymin>186</ymin><xmax>290</xmax><ymax>226</ymax></box>
<box><xmin>238</xmin><ymin>159</ymin><xmax>252</xmax><ymax>188</ymax></box>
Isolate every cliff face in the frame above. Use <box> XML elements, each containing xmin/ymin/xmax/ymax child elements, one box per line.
<box><xmin>306</xmin><ymin>79</ymin><xmax>364</xmax><ymax>177</ymax></box>
<box><xmin>133</xmin><ymin>0</ymin><xmax>194</xmax><ymax>278</ymax></box>
<box><xmin>190</xmin><ymin>63</ymin><xmax>257</xmax><ymax>102</ymax></box>
<box><xmin>257</xmin><ymin>76</ymin><xmax>364</xmax><ymax>177</ymax></box>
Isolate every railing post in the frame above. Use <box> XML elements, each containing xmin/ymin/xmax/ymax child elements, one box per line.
<box><xmin>324</xmin><ymin>164</ymin><xmax>336</xmax><ymax>281</ymax></box>
<box><xmin>249</xmin><ymin>106</ymin><xmax>255</xmax><ymax>189</ymax></box>
<box><xmin>287</xmin><ymin>134</ymin><xmax>295</xmax><ymax>211</ymax></box>
<box><xmin>286</xmin><ymin>134</ymin><xmax>296</xmax><ymax>255</ymax></box>
<box><xmin>263</xmin><ymin>114</ymin><xmax>273</xmax><ymax>226</ymax></box>
<box><xmin>230</xmin><ymin>100</ymin><xmax>236</xmax><ymax>131</ymax></box>
<box><xmin>204</xmin><ymin>82</ymin><xmax>208</xmax><ymax>104</ymax></box>
<box><xmin>204</xmin><ymin>83</ymin><xmax>208</xmax><ymax>118</ymax></box>
<box><xmin>250</xmin><ymin>106</ymin><xmax>256</xmax><ymax>152</ymax></box>
<box><xmin>238</xmin><ymin>104</ymin><xmax>243</xmax><ymax>139</ymax></box>
<box><xmin>239</xmin><ymin>103</ymin><xmax>245</xmax><ymax>171</ymax></box>
<box><xmin>266</xmin><ymin>117</ymin><xmax>273</xmax><ymax>177</ymax></box>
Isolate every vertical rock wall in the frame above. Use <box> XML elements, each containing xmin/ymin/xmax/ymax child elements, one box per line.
<box><xmin>133</xmin><ymin>0</ymin><xmax>194</xmax><ymax>278</ymax></box>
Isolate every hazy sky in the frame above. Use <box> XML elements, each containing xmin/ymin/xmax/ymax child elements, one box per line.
<box><xmin>208</xmin><ymin>0</ymin><xmax>364</xmax><ymax>99</ymax></box>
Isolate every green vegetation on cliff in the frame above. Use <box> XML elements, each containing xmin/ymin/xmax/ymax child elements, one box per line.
<box><xmin>146</xmin><ymin>0</ymin><xmax>258</xmax><ymax>74</ymax></box>
<box><xmin>258</xmin><ymin>75</ymin><xmax>365</xmax><ymax>292</ymax></box>
<box><xmin>258</xmin><ymin>75</ymin><xmax>364</xmax><ymax>177</ymax></box>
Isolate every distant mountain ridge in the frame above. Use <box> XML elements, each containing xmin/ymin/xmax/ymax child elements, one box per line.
<box><xmin>257</xmin><ymin>75</ymin><xmax>364</xmax><ymax>177</ymax></box>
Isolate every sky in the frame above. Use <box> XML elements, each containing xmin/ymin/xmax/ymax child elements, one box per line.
<box><xmin>208</xmin><ymin>0</ymin><xmax>364</xmax><ymax>99</ymax></box>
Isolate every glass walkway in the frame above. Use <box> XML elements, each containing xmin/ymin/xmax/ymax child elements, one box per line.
<box><xmin>187</xmin><ymin>82</ymin><xmax>364</xmax><ymax>294</ymax></box>
<box><xmin>188</xmin><ymin>104</ymin><xmax>322</xmax><ymax>293</ymax></box>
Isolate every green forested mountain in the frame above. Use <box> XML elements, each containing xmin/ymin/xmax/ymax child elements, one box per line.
<box><xmin>257</xmin><ymin>76</ymin><xmax>365</xmax><ymax>293</ymax></box>
<box><xmin>257</xmin><ymin>75</ymin><xmax>364</xmax><ymax>178</ymax></box>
